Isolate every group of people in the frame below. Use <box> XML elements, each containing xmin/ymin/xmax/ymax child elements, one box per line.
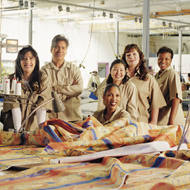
<box><xmin>1</xmin><ymin>34</ymin><xmax>185</xmax><ymax>132</ymax></box>
<box><xmin>94</xmin><ymin>45</ymin><xmax>184</xmax><ymax>126</ymax></box>
<box><xmin>3</xmin><ymin>34</ymin><xmax>83</xmax><ymax>132</ymax></box>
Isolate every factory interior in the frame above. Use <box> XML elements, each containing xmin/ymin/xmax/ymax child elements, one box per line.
<box><xmin>0</xmin><ymin>0</ymin><xmax>190</xmax><ymax>189</ymax></box>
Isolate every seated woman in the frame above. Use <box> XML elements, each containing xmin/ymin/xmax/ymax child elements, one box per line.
<box><xmin>93</xmin><ymin>84</ymin><xmax>131</xmax><ymax>125</ymax></box>
<box><xmin>3</xmin><ymin>45</ymin><xmax>52</xmax><ymax>132</ymax></box>
<box><xmin>94</xmin><ymin>59</ymin><xmax>138</xmax><ymax>122</ymax></box>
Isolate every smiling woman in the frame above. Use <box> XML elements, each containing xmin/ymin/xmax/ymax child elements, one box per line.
<box><xmin>93</xmin><ymin>83</ymin><xmax>131</xmax><ymax>125</ymax></box>
<box><xmin>122</xmin><ymin>43</ymin><xmax>166</xmax><ymax>124</ymax></box>
<box><xmin>2</xmin><ymin>46</ymin><xmax>52</xmax><ymax>132</ymax></box>
<box><xmin>20</xmin><ymin>51</ymin><xmax>36</xmax><ymax>79</ymax></box>
<box><xmin>155</xmin><ymin>46</ymin><xmax>185</xmax><ymax>126</ymax></box>
<box><xmin>94</xmin><ymin>59</ymin><xmax>138</xmax><ymax>122</ymax></box>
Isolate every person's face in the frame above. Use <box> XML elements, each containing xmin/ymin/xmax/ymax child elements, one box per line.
<box><xmin>20</xmin><ymin>51</ymin><xmax>36</xmax><ymax>76</ymax></box>
<box><xmin>125</xmin><ymin>49</ymin><xmax>140</xmax><ymax>69</ymax></box>
<box><xmin>157</xmin><ymin>52</ymin><xmax>172</xmax><ymax>71</ymax></box>
<box><xmin>51</xmin><ymin>40</ymin><xmax>67</xmax><ymax>63</ymax></box>
<box><xmin>103</xmin><ymin>86</ymin><xmax>121</xmax><ymax>112</ymax></box>
<box><xmin>110</xmin><ymin>63</ymin><xmax>126</xmax><ymax>84</ymax></box>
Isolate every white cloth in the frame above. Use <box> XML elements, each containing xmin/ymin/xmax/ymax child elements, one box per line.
<box><xmin>12</xmin><ymin>107</ymin><xmax>21</xmax><ymax>132</ymax></box>
<box><xmin>36</xmin><ymin>108</ymin><xmax>46</xmax><ymax>125</ymax></box>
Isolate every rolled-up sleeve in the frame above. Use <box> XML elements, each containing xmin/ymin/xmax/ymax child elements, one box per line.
<box><xmin>169</xmin><ymin>70</ymin><xmax>182</xmax><ymax>102</ymax></box>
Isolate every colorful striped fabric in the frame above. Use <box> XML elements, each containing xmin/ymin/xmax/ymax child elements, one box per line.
<box><xmin>0</xmin><ymin>116</ymin><xmax>188</xmax><ymax>156</ymax></box>
<box><xmin>0</xmin><ymin>116</ymin><xmax>190</xmax><ymax>189</ymax></box>
<box><xmin>0</xmin><ymin>153</ymin><xmax>190</xmax><ymax>189</ymax></box>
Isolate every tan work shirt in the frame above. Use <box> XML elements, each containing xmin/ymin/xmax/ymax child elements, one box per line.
<box><xmin>94</xmin><ymin>79</ymin><xmax>138</xmax><ymax>122</ymax></box>
<box><xmin>129</xmin><ymin>73</ymin><xmax>166</xmax><ymax>123</ymax></box>
<box><xmin>93</xmin><ymin>106</ymin><xmax>131</xmax><ymax>125</ymax></box>
<box><xmin>3</xmin><ymin>71</ymin><xmax>52</xmax><ymax>131</ymax></box>
<box><xmin>155</xmin><ymin>66</ymin><xmax>185</xmax><ymax>126</ymax></box>
<box><xmin>41</xmin><ymin>61</ymin><xmax>83</xmax><ymax>122</ymax></box>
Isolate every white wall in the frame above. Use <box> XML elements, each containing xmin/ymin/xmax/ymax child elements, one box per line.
<box><xmin>1</xmin><ymin>17</ymin><xmax>142</xmax><ymax>88</ymax></box>
<box><xmin>1</xmin><ymin>17</ymin><xmax>190</xmax><ymax>87</ymax></box>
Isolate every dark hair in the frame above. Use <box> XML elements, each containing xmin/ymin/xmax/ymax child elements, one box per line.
<box><xmin>15</xmin><ymin>45</ymin><xmax>40</xmax><ymax>92</ymax></box>
<box><xmin>107</xmin><ymin>59</ymin><xmax>129</xmax><ymax>84</ymax></box>
<box><xmin>103</xmin><ymin>83</ymin><xmax>120</xmax><ymax>96</ymax></box>
<box><xmin>121</xmin><ymin>43</ymin><xmax>148</xmax><ymax>81</ymax></box>
<box><xmin>157</xmin><ymin>46</ymin><xmax>173</xmax><ymax>59</ymax></box>
<box><xmin>51</xmin><ymin>34</ymin><xmax>69</xmax><ymax>51</ymax></box>
<box><xmin>188</xmin><ymin>73</ymin><xmax>190</xmax><ymax>77</ymax></box>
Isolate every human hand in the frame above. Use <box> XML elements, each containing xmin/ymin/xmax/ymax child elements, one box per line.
<box><xmin>66</xmin><ymin>95</ymin><xmax>71</xmax><ymax>100</ymax></box>
<box><xmin>72</xmin><ymin>80</ymin><xmax>77</xmax><ymax>85</ymax></box>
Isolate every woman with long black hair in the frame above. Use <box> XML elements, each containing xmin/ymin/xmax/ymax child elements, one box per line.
<box><xmin>3</xmin><ymin>45</ymin><xmax>52</xmax><ymax>132</ymax></box>
<box><xmin>94</xmin><ymin>59</ymin><xmax>138</xmax><ymax>122</ymax></box>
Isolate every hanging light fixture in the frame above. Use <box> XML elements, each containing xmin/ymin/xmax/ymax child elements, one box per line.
<box><xmin>58</xmin><ymin>5</ymin><xmax>63</xmax><ymax>12</ymax></box>
<box><xmin>19</xmin><ymin>0</ymin><xmax>24</xmax><ymax>7</ymax></box>
<box><xmin>162</xmin><ymin>21</ymin><xmax>166</xmax><ymax>26</ymax></box>
<box><xmin>66</xmin><ymin>6</ymin><xmax>70</xmax><ymax>12</ymax></box>
<box><xmin>102</xmin><ymin>11</ymin><xmax>106</xmax><ymax>17</ymax></box>
<box><xmin>139</xmin><ymin>17</ymin><xmax>142</xmax><ymax>23</ymax></box>
<box><xmin>109</xmin><ymin>12</ymin><xmax>113</xmax><ymax>19</ymax></box>
<box><xmin>30</xmin><ymin>1</ymin><xmax>34</xmax><ymax>8</ymax></box>
<box><xmin>134</xmin><ymin>17</ymin><xmax>138</xmax><ymax>22</ymax></box>
<box><xmin>24</xmin><ymin>1</ymin><xmax>28</xmax><ymax>8</ymax></box>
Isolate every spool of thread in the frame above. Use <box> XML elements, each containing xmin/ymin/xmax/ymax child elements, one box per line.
<box><xmin>2</xmin><ymin>75</ymin><xmax>7</xmax><ymax>91</ymax></box>
<box><xmin>11</xmin><ymin>78</ymin><xmax>17</xmax><ymax>94</ymax></box>
<box><xmin>4</xmin><ymin>78</ymin><xmax>10</xmax><ymax>94</ymax></box>
<box><xmin>5</xmin><ymin>80</ymin><xmax>10</xmax><ymax>94</ymax></box>
<box><xmin>15</xmin><ymin>82</ymin><xmax>21</xmax><ymax>96</ymax></box>
<box><xmin>3</xmin><ymin>77</ymin><xmax>7</xmax><ymax>93</ymax></box>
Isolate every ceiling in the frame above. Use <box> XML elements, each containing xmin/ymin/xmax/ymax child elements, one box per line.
<box><xmin>1</xmin><ymin>0</ymin><xmax>190</xmax><ymax>35</ymax></box>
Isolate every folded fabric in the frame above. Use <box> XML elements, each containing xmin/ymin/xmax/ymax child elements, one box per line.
<box><xmin>0</xmin><ymin>117</ymin><xmax>188</xmax><ymax>158</ymax></box>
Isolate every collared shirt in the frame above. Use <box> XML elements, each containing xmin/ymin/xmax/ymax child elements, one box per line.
<box><xmin>94</xmin><ymin>78</ymin><xmax>138</xmax><ymax>122</ymax></box>
<box><xmin>3</xmin><ymin>71</ymin><xmax>52</xmax><ymax>131</ymax></box>
<box><xmin>41</xmin><ymin>61</ymin><xmax>83</xmax><ymax>122</ymax></box>
<box><xmin>93</xmin><ymin>106</ymin><xmax>131</xmax><ymax>125</ymax></box>
<box><xmin>155</xmin><ymin>66</ymin><xmax>185</xmax><ymax>126</ymax></box>
<box><xmin>128</xmin><ymin>72</ymin><xmax>166</xmax><ymax>123</ymax></box>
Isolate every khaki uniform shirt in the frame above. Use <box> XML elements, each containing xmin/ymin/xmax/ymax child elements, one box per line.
<box><xmin>129</xmin><ymin>73</ymin><xmax>166</xmax><ymax>123</ymax></box>
<box><xmin>3</xmin><ymin>71</ymin><xmax>52</xmax><ymax>131</ymax></box>
<box><xmin>94</xmin><ymin>79</ymin><xmax>138</xmax><ymax>122</ymax></box>
<box><xmin>155</xmin><ymin>66</ymin><xmax>185</xmax><ymax>126</ymax></box>
<box><xmin>41</xmin><ymin>61</ymin><xmax>83</xmax><ymax>122</ymax></box>
<box><xmin>93</xmin><ymin>106</ymin><xmax>131</xmax><ymax>125</ymax></box>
